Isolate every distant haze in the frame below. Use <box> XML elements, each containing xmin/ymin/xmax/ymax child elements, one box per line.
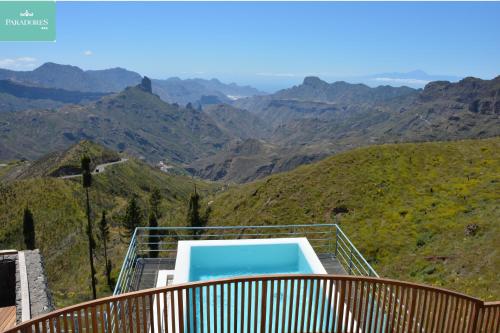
<box><xmin>0</xmin><ymin>2</ymin><xmax>499</xmax><ymax>92</ymax></box>
<box><xmin>233</xmin><ymin>70</ymin><xmax>465</xmax><ymax>92</ymax></box>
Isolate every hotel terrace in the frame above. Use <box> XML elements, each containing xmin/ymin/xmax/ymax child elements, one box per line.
<box><xmin>2</xmin><ymin>224</ymin><xmax>499</xmax><ymax>333</ymax></box>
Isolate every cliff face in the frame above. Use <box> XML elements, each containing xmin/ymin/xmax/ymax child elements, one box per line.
<box><xmin>137</xmin><ymin>76</ymin><xmax>152</xmax><ymax>94</ymax></box>
<box><xmin>420</xmin><ymin>76</ymin><xmax>500</xmax><ymax>115</ymax></box>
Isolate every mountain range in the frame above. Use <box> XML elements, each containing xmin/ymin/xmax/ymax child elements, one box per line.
<box><xmin>191</xmin><ymin>75</ymin><xmax>499</xmax><ymax>182</ymax></box>
<box><xmin>0</xmin><ymin>63</ymin><xmax>498</xmax><ymax>183</ymax></box>
<box><xmin>0</xmin><ymin>77</ymin><xmax>234</xmax><ymax>162</ymax></box>
<box><xmin>0</xmin><ymin>62</ymin><xmax>266</xmax><ymax>105</ymax></box>
<box><xmin>0</xmin><ymin>79</ymin><xmax>107</xmax><ymax>108</ymax></box>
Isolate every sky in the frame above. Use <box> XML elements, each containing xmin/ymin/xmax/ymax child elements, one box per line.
<box><xmin>1</xmin><ymin>1</ymin><xmax>499</xmax><ymax>91</ymax></box>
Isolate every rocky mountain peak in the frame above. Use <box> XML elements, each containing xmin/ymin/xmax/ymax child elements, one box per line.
<box><xmin>302</xmin><ymin>76</ymin><xmax>327</xmax><ymax>87</ymax></box>
<box><xmin>137</xmin><ymin>76</ymin><xmax>152</xmax><ymax>93</ymax></box>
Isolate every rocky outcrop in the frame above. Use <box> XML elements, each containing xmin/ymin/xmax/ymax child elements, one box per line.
<box><xmin>137</xmin><ymin>76</ymin><xmax>152</xmax><ymax>93</ymax></box>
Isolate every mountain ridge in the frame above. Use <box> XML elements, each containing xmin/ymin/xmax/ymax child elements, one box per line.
<box><xmin>0</xmin><ymin>80</ymin><xmax>233</xmax><ymax>162</ymax></box>
<box><xmin>0</xmin><ymin>79</ymin><xmax>108</xmax><ymax>105</ymax></box>
<box><xmin>0</xmin><ymin>62</ymin><xmax>265</xmax><ymax>104</ymax></box>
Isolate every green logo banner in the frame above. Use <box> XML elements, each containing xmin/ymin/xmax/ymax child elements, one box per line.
<box><xmin>0</xmin><ymin>1</ymin><xmax>56</xmax><ymax>41</ymax></box>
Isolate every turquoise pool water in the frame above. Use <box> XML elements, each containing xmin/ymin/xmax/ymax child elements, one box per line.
<box><xmin>181</xmin><ymin>242</ymin><xmax>337</xmax><ymax>333</ymax></box>
<box><xmin>171</xmin><ymin>241</ymin><xmax>382</xmax><ymax>333</ymax></box>
<box><xmin>188</xmin><ymin>243</ymin><xmax>314</xmax><ymax>282</ymax></box>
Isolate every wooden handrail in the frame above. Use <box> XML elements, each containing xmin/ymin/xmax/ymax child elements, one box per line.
<box><xmin>6</xmin><ymin>275</ymin><xmax>499</xmax><ymax>333</ymax></box>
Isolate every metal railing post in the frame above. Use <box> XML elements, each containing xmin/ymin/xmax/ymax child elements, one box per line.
<box><xmin>348</xmin><ymin>244</ymin><xmax>353</xmax><ymax>275</ymax></box>
<box><xmin>334</xmin><ymin>226</ymin><xmax>339</xmax><ymax>258</ymax></box>
<box><xmin>114</xmin><ymin>227</ymin><xmax>139</xmax><ymax>295</ymax></box>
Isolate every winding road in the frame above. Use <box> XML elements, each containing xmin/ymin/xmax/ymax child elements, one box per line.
<box><xmin>59</xmin><ymin>158</ymin><xmax>128</xmax><ymax>179</ymax></box>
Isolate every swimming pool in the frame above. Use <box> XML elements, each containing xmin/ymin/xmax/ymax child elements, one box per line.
<box><xmin>173</xmin><ymin>238</ymin><xmax>327</xmax><ymax>283</ymax></box>
<box><xmin>159</xmin><ymin>239</ymin><xmax>331</xmax><ymax>333</ymax></box>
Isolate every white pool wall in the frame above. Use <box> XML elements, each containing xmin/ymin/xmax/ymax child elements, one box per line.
<box><xmin>173</xmin><ymin>237</ymin><xmax>327</xmax><ymax>284</ymax></box>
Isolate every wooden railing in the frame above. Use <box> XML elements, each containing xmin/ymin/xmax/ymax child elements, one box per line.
<box><xmin>6</xmin><ymin>275</ymin><xmax>499</xmax><ymax>333</ymax></box>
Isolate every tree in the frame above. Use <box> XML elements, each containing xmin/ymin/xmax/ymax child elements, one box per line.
<box><xmin>122</xmin><ymin>195</ymin><xmax>142</xmax><ymax>240</ymax></box>
<box><xmin>98</xmin><ymin>211</ymin><xmax>113</xmax><ymax>290</ymax></box>
<box><xmin>148</xmin><ymin>213</ymin><xmax>159</xmax><ymax>258</ymax></box>
<box><xmin>150</xmin><ymin>188</ymin><xmax>162</xmax><ymax>219</ymax></box>
<box><xmin>82</xmin><ymin>155</ymin><xmax>97</xmax><ymax>299</ymax></box>
<box><xmin>23</xmin><ymin>207</ymin><xmax>35</xmax><ymax>250</ymax></box>
<box><xmin>148</xmin><ymin>188</ymin><xmax>162</xmax><ymax>258</ymax></box>
<box><xmin>187</xmin><ymin>186</ymin><xmax>202</xmax><ymax>235</ymax></box>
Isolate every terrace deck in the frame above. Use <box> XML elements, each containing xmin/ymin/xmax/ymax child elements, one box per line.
<box><xmin>129</xmin><ymin>254</ymin><xmax>346</xmax><ymax>291</ymax></box>
<box><xmin>0</xmin><ymin>306</ymin><xmax>16</xmax><ymax>333</ymax></box>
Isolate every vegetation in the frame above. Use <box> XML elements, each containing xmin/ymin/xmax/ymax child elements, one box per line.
<box><xmin>0</xmin><ymin>140</ymin><xmax>120</xmax><ymax>181</ymax></box>
<box><xmin>81</xmin><ymin>155</ymin><xmax>97</xmax><ymax>299</ymax></box>
<box><xmin>121</xmin><ymin>195</ymin><xmax>142</xmax><ymax>240</ymax></box>
<box><xmin>187</xmin><ymin>188</ymin><xmax>200</xmax><ymax>227</ymax></box>
<box><xmin>0</xmin><ymin>142</ymin><xmax>216</xmax><ymax>307</ymax></box>
<box><xmin>207</xmin><ymin>137</ymin><xmax>500</xmax><ymax>300</ymax></box>
<box><xmin>149</xmin><ymin>188</ymin><xmax>162</xmax><ymax>219</ymax></box>
<box><xmin>148</xmin><ymin>213</ymin><xmax>159</xmax><ymax>258</ymax></box>
<box><xmin>98</xmin><ymin>211</ymin><xmax>112</xmax><ymax>291</ymax></box>
<box><xmin>22</xmin><ymin>207</ymin><xmax>35</xmax><ymax>250</ymax></box>
<box><xmin>187</xmin><ymin>187</ymin><xmax>203</xmax><ymax>235</ymax></box>
<box><xmin>1</xmin><ymin>137</ymin><xmax>498</xmax><ymax>307</ymax></box>
<box><xmin>148</xmin><ymin>188</ymin><xmax>162</xmax><ymax>258</ymax></box>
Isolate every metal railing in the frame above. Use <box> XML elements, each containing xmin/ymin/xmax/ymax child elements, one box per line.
<box><xmin>114</xmin><ymin>224</ymin><xmax>378</xmax><ymax>295</ymax></box>
<box><xmin>6</xmin><ymin>275</ymin><xmax>499</xmax><ymax>333</ymax></box>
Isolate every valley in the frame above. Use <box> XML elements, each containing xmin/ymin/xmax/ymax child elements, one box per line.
<box><xmin>0</xmin><ymin>62</ymin><xmax>498</xmax><ymax>306</ymax></box>
<box><xmin>1</xmin><ymin>63</ymin><xmax>499</xmax><ymax>183</ymax></box>
<box><xmin>1</xmin><ymin>137</ymin><xmax>498</xmax><ymax>306</ymax></box>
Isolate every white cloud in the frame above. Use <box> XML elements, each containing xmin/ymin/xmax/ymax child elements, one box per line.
<box><xmin>83</xmin><ymin>50</ymin><xmax>93</xmax><ymax>56</ymax></box>
<box><xmin>0</xmin><ymin>57</ymin><xmax>37</xmax><ymax>70</ymax></box>
<box><xmin>373</xmin><ymin>77</ymin><xmax>430</xmax><ymax>86</ymax></box>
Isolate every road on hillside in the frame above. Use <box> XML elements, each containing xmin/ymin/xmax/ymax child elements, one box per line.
<box><xmin>59</xmin><ymin>158</ymin><xmax>128</xmax><ymax>179</ymax></box>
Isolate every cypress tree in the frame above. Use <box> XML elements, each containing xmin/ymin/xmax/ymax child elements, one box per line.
<box><xmin>122</xmin><ymin>195</ymin><xmax>142</xmax><ymax>240</ymax></box>
<box><xmin>23</xmin><ymin>207</ymin><xmax>35</xmax><ymax>250</ymax></box>
<box><xmin>187</xmin><ymin>186</ymin><xmax>201</xmax><ymax>235</ymax></box>
<box><xmin>98</xmin><ymin>211</ymin><xmax>113</xmax><ymax>290</ymax></box>
<box><xmin>148</xmin><ymin>212</ymin><xmax>159</xmax><ymax>258</ymax></box>
<box><xmin>82</xmin><ymin>155</ymin><xmax>97</xmax><ymax>299</ymax></box>
<box><xmin>150</xmin><ymin>188</ymin><xmax>162</xmax><ymax>219</ymax></box>
<box><xmin>148</xmin><ymin>188</ymin><xmax>162</xmax><ymax>258</ymax></box>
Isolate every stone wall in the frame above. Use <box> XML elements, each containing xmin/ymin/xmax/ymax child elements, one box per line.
<box><xmin>14</xmin><ymin>253</ymin><xmax>21</xmax><ymax>323</ymax></box>
<box><xmin>24</xmin><ymin>250</ymin><xmax>54</xmax><ymax>318</ymax></box>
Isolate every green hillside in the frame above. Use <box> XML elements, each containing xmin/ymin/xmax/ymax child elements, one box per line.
<box><xmin>207</xmin><ymin>137</ymin><xmax>500</xmax><ymax>300</ymax></box>
<box><xmin>10</xmin><ymin>140</ymin><xmax>121</xmax><ymax>180</ymax></box>
<box><xmin>1</xmin><ymin>138</ymin><xmax>498</xmax><ymax>306</ymax></box>
<box><xmin>0</xmin><ymin>143</ymin><xmax>216</xmax><ymax>307</ymax></box>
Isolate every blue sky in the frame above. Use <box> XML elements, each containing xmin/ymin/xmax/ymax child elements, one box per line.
<box><xmin>1</xmin><ymin>1</ymin><xmax>499</xmax><ymax>91</ymax></box>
